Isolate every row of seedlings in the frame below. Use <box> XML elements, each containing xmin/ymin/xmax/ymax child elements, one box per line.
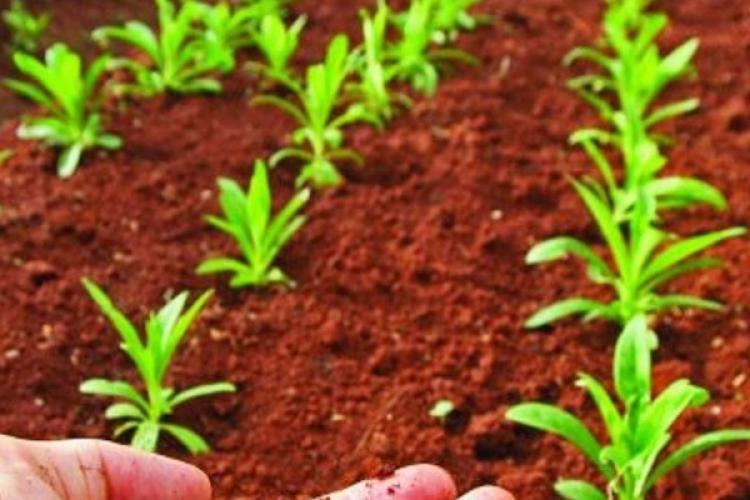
<box><xmin>507</xmin><ymin>1</ymin><xmax>750</xmax><ymax>499</ymax></box>
<box><xmin>1</xmin><ymin>0</ymin><xmax>487</xmax><ymax>453</ymax></box>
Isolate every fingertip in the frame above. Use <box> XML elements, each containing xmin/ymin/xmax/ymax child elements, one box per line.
<box><xmin>458</xmin><ymin>485</ymin><xmax>516</xmax><ymax>500</ymax></box>
<box><xmin>396</xmin><ymin>464</ymin><xmax>458</xmax><ymax>499</ymax></box>
<box><xmin>328</xmin><ymin>463</ymin><xmax>457</xmax><ymax>500</ymax></box>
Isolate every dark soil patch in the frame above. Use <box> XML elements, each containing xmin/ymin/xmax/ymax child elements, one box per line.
<box><xmin>1</xmin><ymin>0</ymin><xmax>750</xmax><ymax>498</ymax></box>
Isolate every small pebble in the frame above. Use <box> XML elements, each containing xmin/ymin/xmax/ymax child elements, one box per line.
<box><xmin>210</xmin><ymin>328</ymin><xmax>229</xmax><ymax>341</ymax></box>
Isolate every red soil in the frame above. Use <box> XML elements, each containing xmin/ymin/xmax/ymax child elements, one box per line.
<box><xmin>1</xmin><ymin>0</ymin><xmax>750</xmax><ymax>498</ymax></box>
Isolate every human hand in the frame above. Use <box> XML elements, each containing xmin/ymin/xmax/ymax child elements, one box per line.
<box><xmin>0</xmin><ymin>435</ymin><xmax>515</xmax><ymax>500</ymax></box>
<box><xmin>323</xmin><ymin>464</ymin><xmax>514</xmax><ymax>500</ymax></box>
<box><xmin>0</xmin><ymin>434</ymin><xmax>210</xmax><ymax>500</ymax></box>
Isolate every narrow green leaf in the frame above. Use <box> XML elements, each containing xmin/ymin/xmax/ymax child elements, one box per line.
<box><xmin>196</xmin><ymin>257</ymin><xmax>250</xmax><ymax>276</ymax></box>
<box><xmin>81</xmin><ymin>279</ymin><xmax>145</xmax><ymax>368</ymax></box>
<box><xmin>645</xmin><ymin>98</ymin><xmax>700</xmax><ymax>127</ymax></box>
<box><xmin>637</xmin><ymin>380</ymin><xmax>709</xmax><ymax>450</ymax></box>
<box><xmin>105</xmin><ymin>402</ymin><xmax>146</xmax><ymax>420</ymax></box>
<box><xmin>113</xmin><ymin>421</ymin><xmax>139</xmax><ymax>438</ymax></box>
<box><xmin>80</xmin><ymin>378</ymin><xmax>148</xmax><ymax>412</ymax></box>
<box><xmin>57</xmin><ymin>143</ymin><xmax>84</xmax><ymax>178</ymax></box>
<box><xmin>507</xmin><ymin>404</ymin><xmax>611</xmax><ymax>477</ymax></box>
<box><xmin>555</xmin><ymin>479</ymin><xmax>607</xmax><ymax>500</ymax></box>
<box><xmin>526</xmin><ymin>298</ymin><xmax>609</xmax><ymax>329</ymax></box>
<box><xmin>576</xmin><ymin>373</ymin><xmax>622</xmax><ymax>440</ymax></box>
<box><xmin>613</xmin><ymin>315</ymin><xmax>656</xmax><ymax>404</ymax></box>
<box><xmin>526</xmin><ymin>237</ymin><xmax>613</xmax><ymax>280</ymax></box>
<box><xmin>646</xmin><ymin>176</ymin><xmax>726</xmax><ymax>211</ymax></box>
<box><xmin>160</xmin><ymin>290</ymin><xmax>213</xmax><ymax>379</ymax></box>
<box><xmin>642</xmin><ymin>227</ymin><xmax>746</xmax><ymax>284</ymax></box>
<box><xmin>161</xmin><ymin>423</ymin><xmax>210</xmax><ymax>454</ymax></box>
<box><xmin>572</xmin><ymin>179</ymin><xmax>630</xmax><ymax>279</ymax></box>
<box><xmin>648</xmin><ymin>430</ymin><xmax>750</xmax><ymax>490</ymax></box>
<box><xmin>648</xmin><ymin>294</ymin><xmax>723</xmax><ymax>312</ymax></box>
<box><xmin>170</xmin><ymin>382</ymin><xmax>236</xmax><ymax>408</ymax></box>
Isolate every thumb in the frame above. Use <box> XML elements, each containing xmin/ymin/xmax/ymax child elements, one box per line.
<box><xmin>1</xmin><ymin>436</ymin><xmax>211</xmax><ymax>500</ymax></box>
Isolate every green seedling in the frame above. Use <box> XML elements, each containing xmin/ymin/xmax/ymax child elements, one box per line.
<box><xmin>429</xmin><ymin>400</ymin><xmax>455</xmax><ymax>421</ymax></box>
<box><xmin>4</xmin><ymin>43</ymin><xmax>122</xmax><ymax>177</ymax></box>
<box><xmin>195</xmin><ymin>1</ymin><xmax>265</xmax><ymax>73</ymax></box>
<box><xmin>254</xmin><ymin>35</ymin><xmax>381</xmax><ymax>188</ymax></box>
<box><xmin>248</xmin><ymin>13</ymin><xmax>306</xmax><ymax>86</ymax></box>
<box><xmin>80</xmin><ymin>279</ymin><xmax>235</xmax><ymax>454</ymax></box>
<box><xmin>197</xmin><ymin>160</ymin><xmax>309</xmax><ymax>287</ymax></box>
<box><xmin>566</xmin><ymin>0</ymin><xmax>701</xmax><ymax>210</ymax></box>
<box><xmin>508</xmin><ymin>315</ymin><xmax>750</xmax><ymax>500</ymax></box>
<box><xmin>92</xmin><ymin>0</ymin><xmax>223</xmax><ymax>96</ymax></box>
<box><xmin>525</xmin><ymin>177</ymin><xmax>744</xmax><ymax>327</ymax></box>
<box><xmin>431</xmin><ymin>0</ymin><xmax>487</xmax><ymax>44</ymax></box>
<box><xmin>388</xmin><ymin>0</ymin><xmax>477</xmax><ymax>95</ymax></box>
<box><xmin>2</xmin><ymin>0</ymin><xmax>50</xmax><ymax>53</ymax></box>
<box><xmin>526</xmin><ymin>0</ymin><xmax>740</xmax><ymax>328</ymax></box>
<box><xmin>347</xmin><ymin>1</ymin><xmax>410</xmax><ymax>121</ymax></box>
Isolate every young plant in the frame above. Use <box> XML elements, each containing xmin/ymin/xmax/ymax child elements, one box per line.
<box><xmin>2</xmin><ymin>0</ymin><xmax>50</xmax><ymax>53</ymax></box>
<box><xmin>525</xmin><ymin>0</ymin><xmax>741</xmax><ymax>328</ymax></box>
<box><xmin>254</xmin><ymin>35</ymin><xmax>381</xmax><ymax>187</ymax></box>
<box><xmin>197</xmin><ymin>160</ymin><xmax>309</xmax><ymax>287</ymax></box>
<box><xmin>347</xmin><ymin>1</ymin><xmax>410</xmax><ymax>121</ymax></box>
<box><xmin>194</xmin><ymin>1</ymin><xmax>265</xmax><ymax>73</ymax></box>
<box><xmin>388</xmin><ymin>0</ymin><xmax>477</xmax><ymax>95</ymax></box>
<box><xmin>431</xmin><ymin>0</ymin><xmax>487</xmax><ymax>44</ymax></box>
<box><xmin>92</xmin><ymin>0</ymin><xmax>223</xmax><ymax>96</ymax></box>
<box><xmin>566</xmin><ymin>0</ymin><xmax>701</xmax><ymax>208</ymax></box>
<box><xmin>429</xmin><ymin>400</ymin><xmax>455</xmax><ymax>422</ymax></box>
<box><xmin>4</xmin><ymin>43</ymin><xmax>122</xmax><ymax>177</ymax></box>
<box><xmin>525</xmin><ymin>178</ymin><xmax>744</xmax><ymax>327</ymax></box>
<box><xmin>248</xmin><ymin>13</ymin><xmax>306</xmax><ymax>86</ymax></box>
<box><xmin>80</xmin><ymin>279</ymin><xmax>235</xmax><ymax>454</ymax></box>
<box><xmin>508</xmin><ymin>315</ymin><xmax>750</xmax><ymax>500</ymax></box>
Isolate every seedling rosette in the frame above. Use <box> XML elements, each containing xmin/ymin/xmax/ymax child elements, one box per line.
<box><xmin>347</xmin><ymin>1</ymin><xmax>411</xmax><ymax>122</ymax></box>
<box><xmin>508</xmin><ymin>315</ymin><xmax>750</xmax><ymax>500</ymax></box>
<box><xmin>387</xmin><ymin>0</ymin><xmax>478</xmax><ymax>96</ymax></box>
<box><xmin>4</xmin><ymin>43</ymin><xmax>122</xmax><ymax>177</ymax></box>
<box><xmin>2</xmin><ymin>0</ymin><xmax>50</xmax><ymax>53</ymax></box>
<box><xmin>92</xmin><ymin>0</ymin><xmax>224</xmax><ymax>96</ymax></box>
<box><xmin>254</xmin><ymin>35</ymin><xmax>382</xmax><ymax>188</ymax></box>
<box><xmin>80</xmin><ymin>279</ymin><xmax>235</xmax><ymax>454</ymax></box>
<box><xmin>194</xmin><ymin>1</ymin><xmax>273</xmax><ymax>73</ymax></box>
<box><xmin>430</xmin><ymin>0</ymin><xmax>488</xmax><ymax>44</ymax></box>
<box><xmin>197</xmin><ymin>160</ymin><xmax>309</xmax><ymax>287</ymax></box>
<box><xmin>248</xmin><ymin>13</ymin><xmax>306</xmax><ymax>87</ymax></box>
